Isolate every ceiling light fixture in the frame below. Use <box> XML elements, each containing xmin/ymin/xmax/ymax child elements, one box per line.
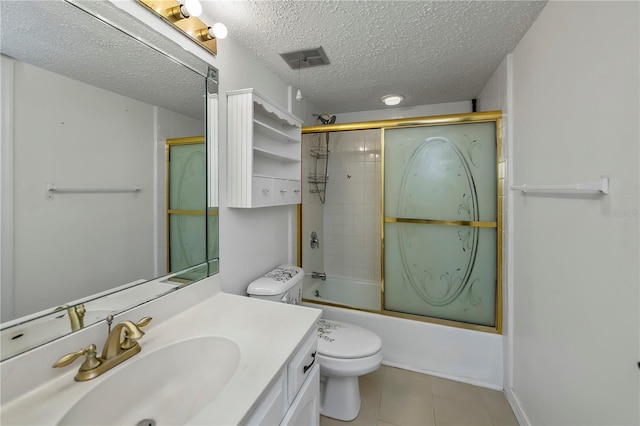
<box><xmin>168</xmin><ymin>0</ymin><xmax>202</xmax><ymax>19</ymax></box>
<box><xmin>381</xmin><ymin>94</ymin><xmax>405</xmax><ymax>106</ymax></box>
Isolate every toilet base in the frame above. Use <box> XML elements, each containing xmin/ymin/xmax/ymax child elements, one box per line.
<box><xmin>320</xmin><ymin>374</ymin><xmax>361</xmax><ymax>421</ymax></box>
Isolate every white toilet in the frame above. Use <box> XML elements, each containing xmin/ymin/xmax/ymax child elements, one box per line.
<box><xmin>247</xmin><ymin>265</ymin><xmax>383</xmax><ymax>421</ymax></box>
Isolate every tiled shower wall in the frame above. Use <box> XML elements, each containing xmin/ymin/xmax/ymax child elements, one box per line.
<box><xmin>302</xmin><ymin>130</ymin><xmax>381</xmax><ymax>282</ymax></box>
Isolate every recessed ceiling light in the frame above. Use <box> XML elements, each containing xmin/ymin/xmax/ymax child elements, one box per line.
<box><xmin>381</xmin><ymin>94</ymin><xmax>405</xmax><ymax>106</ymax></box>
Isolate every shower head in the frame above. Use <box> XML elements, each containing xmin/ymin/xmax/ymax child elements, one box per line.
<box><xmin>314</xmin><ymin>113</ymin><xmax>336</xmax><ymax>125</ymax></box>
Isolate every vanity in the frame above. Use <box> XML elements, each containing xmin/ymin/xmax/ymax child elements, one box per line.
<box><xmin>0</xmin><ymin>275</ymin><xmax>322</xmax><ymax>425</ymax></box>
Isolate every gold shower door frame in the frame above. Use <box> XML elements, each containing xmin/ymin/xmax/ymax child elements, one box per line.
<box><xmin>300</xmin><ymin>111</ymin><xmax>503</xmax><ymax>334</ymax></box>
<box><xmin>166</xmin><ymin>136</ymin><xmax>207</xmax><ymax>277</ymax></box>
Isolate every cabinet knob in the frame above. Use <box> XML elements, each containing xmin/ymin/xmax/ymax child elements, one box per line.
<box><xmin>280</xmin><ymin>189</ymin><xmax>287</xmax><ymax>194</ymax></box>
<box><xmin>293</xmin><ymin>189</ymin><xmax>300</xmax><ymax>193</ymax></box>
<box><xmin>262</xmin><ymin>188</ymin><xmax>270</xmax><ymax>195</ymax></box>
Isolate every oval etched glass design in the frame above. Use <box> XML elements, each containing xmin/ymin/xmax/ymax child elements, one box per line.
<box><xmin>383</xmin><ymin>122</ymin><xmax>497</xmax><ymax>327</ymax></box>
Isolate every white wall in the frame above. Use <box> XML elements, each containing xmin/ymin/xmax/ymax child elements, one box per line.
<box><xmin>336</xmin><ymin>101</ymin><xmax>471</xmax><ymax>123</ymax></box>
<box><xmin>481</xmin><ymin>2</ymin><xmax>639</xmax><ymax>424</ymax></box>
<box><xmin>477</xmin><ymin>53</ymin><xmax>513</xmax><ymax>400</ymax></box>
<box><xmin>215</xmin><ymin>37</ymin><xmax>317</xmax><ymax>295</ymax></box>
<box><xmin>6</xmin><ymin>59</ymin><xmax>203</xmax><ymax>319</ymax></box>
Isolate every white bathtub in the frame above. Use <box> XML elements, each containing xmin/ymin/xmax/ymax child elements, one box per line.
<box><xmin>302</xmin><ymin>275</ymin><xmax>504</xmax><ymax>389</ymax></box>
<box><xmin>302</xmin><ymin>276</ymin><xmax>380</xmax><ymax>311</ymax></box>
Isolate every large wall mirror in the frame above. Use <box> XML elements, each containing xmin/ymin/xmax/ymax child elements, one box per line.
<box><xmin>0</xmin><ymin>0</ymin><xmax>219</xmax><ymax>360</ymax></box>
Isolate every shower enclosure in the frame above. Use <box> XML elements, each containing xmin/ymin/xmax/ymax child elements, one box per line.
<box><xmin>300</xmin><ymin>111</ymin><xmax>503</xmax><ymax>333</ymax></box>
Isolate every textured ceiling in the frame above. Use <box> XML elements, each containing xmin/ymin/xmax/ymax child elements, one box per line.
<box><xmin>200</xmin><ymin>0</ymin><xmax>547</xmax><ymax>113</ymax></box>
<box><xmin>0</xmin><ymin>0</ymin><xmax>206</xmax><ymax>120</ymax></box>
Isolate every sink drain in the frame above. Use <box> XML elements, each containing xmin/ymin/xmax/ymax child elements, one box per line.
<box><xmin>136</xmin><ymin>419</ymin><xmax>156</xmax><ymax>426</ymax></box>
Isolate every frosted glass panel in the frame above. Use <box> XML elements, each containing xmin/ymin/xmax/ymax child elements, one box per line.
<box><xmin>169</xmin><ymin>214</ymin><xmax>206</xmax><ymax>272</ymax></box>
<box><xmin>169</xmin><ymin>144</ymin><xmax>206</xmax><ymax>210</ymax></box>
<box><xmin>384</xmin><ymin>222</ymin><xmax>496</xmax><ymax>326</ymax></box>
<box><xmin>383</xmin><ymin>122</ymin><xmax>498</xmax><ymax>327</ymax></box>
<box><xmin>168</xmin><ymin>142</ymin><xmax>207</xmax><ymax>274</ymax></box>
<box><xmin>384</xmin><ymin>122</ymin><xmax>496</xmax><ymax>222</ymax></box>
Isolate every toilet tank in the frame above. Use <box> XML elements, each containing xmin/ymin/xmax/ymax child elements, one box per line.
<box><xmin>247</xmin><ymin>265</ymin><xmax>304</xmax><ymax>305</ymax></box>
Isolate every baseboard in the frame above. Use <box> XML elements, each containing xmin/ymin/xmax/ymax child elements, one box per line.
<box><xmin>504</xmin><ymin>386</ymin><xmax>531</xmax><ymax>426</ymax></box>
<box><xmin>381</xmin><ymin>360</ymin><xmax>503</xmax><ymax>391</ymax></box>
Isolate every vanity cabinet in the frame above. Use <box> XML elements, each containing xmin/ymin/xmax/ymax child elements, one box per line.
<box><xmin>227</xmin><ymin>88</ymin><xmax>303</xmax><ymax>208</ymax></box>
<box><xmin>244</xmin><ymin>330</ymin><xmax>319</xmax><ymax>425</ymax></box>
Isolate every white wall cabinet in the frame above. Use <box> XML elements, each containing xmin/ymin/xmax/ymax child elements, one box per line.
<box><xmin>227</xmin><ymin>88</ymin><xmax>303</xmax><ymax>208</ymax></box>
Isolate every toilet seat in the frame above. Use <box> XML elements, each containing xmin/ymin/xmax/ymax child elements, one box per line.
<box><xmin>316</xmin><ymin>319</ymin><xmax>382</xmax><ymax>359</ymax></box>
<box><xmin>317</xmin><ymin>350</ymin><xmax>383</xmax><ymax>377</ymax></box>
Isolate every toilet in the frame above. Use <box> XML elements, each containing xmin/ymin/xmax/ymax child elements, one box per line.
<box><xmin>247</xmin><ymin>265</ymin><xmax>383</xmax><ymax>421</ymax></box>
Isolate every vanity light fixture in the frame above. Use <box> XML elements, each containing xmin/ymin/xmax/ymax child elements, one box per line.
<box><xmin>197</xmin><ymin>23</ymin><xmax>228</xmax><ymax>41</ymax></box>
<box><xmin>137</xmin><ymin>0</ymin><xmax>226</xmax><ymax>55</ymax></box>
<box><xmin>168</xmin><ymin>0</ymin><xmax>202</xmax><ymax>19</ymax></box>
<box><xmin>380</xmin><ymin>94</ymin><xmax>405</xmax><ymax>106</ymax></box>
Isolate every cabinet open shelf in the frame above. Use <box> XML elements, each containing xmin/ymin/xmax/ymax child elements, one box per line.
<box><xmin>227</xmin><ymin>88</ymin><xmax>303</xmax><ymax>208</ymax></box>
<box><xmin>254</xmin><ymin>147</ymin><xmax>300</xmax><ymax>163</ymax></box>
<box><xmin>253</xmin><ymin>119</ymin><xmax>299</xmax><ymax>144</ymax></box>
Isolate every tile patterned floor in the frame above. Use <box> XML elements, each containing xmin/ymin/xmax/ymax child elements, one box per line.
<box><xmin>320</xmin><ymin>365</ymin><xmax>519</xmax><ymax>426</ymax></box>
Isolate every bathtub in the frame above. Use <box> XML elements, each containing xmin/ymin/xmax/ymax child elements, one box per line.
<box><xmin>302</xmin><ymin>275</ymin><xmax>380</xmax><ymax>311</ymax></box>
<box><xmin>302</xmin><ymin>274</ymin><xmax>504</xmax><ymax>389</ymax></box>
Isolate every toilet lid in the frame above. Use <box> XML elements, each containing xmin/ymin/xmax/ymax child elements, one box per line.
<box><xmin>316</xmin><ymin>319</ymin><xmax>382</xmax><ymax>359</ymax></box>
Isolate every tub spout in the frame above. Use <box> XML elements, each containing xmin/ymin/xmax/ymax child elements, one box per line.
<box><xmin>311</xmin><ymin>272</ymin><xmax>326</xmax><ymax>281</ymax></box>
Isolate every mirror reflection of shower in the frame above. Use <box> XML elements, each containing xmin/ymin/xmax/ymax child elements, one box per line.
<box><xmin>308</xmin><ymin>113</ymin><xmax>336</xmax><ymax>204</ymax></box>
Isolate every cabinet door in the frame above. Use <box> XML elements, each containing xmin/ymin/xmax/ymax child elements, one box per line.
<box><xmin>252</xmin><ymin>176</ymin><xmax>273</xmax><ymax>207</ymax></box>
<box><xmin>244</xmin><ymin>372</ymin><xmax>286</xmax><ymax>425</ymax></box>
<box><xmin>280</xmin><ymin>364</ymin><xmax>320</xmax><ymax>426</ymax></box>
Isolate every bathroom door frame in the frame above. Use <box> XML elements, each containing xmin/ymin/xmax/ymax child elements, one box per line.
<box><xmin>299</xmin><ymin>111</ymin><xmax>503</xmax><ymax>334</ymax></box>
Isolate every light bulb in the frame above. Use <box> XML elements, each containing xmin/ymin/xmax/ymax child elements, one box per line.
<box><xmin>181</xmin><ymin>0</ymin><xmax>202</xmax><ymax>17</ymax></box>
<box><xmin>212</xmin><ymin>23</ymin><xmax>228</xmax><ymax>40</ymax></box>
<box><xmin>296</xmin><ymin>89</ymin><xmax>303</xmax><ymax>101</ymax></box>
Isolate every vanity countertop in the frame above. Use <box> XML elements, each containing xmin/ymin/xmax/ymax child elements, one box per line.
<box><xmin>0</xmin><ymin>292</ymin><xmax>322</xmax><ymax>425</ymax></box>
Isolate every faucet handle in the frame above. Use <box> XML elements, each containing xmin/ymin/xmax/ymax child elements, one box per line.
<box><xmin>121</xmin><ymin>317</ymin><xmax>153</xmax><ymax>350</ymax></box>
<box><xmin>53</xmin><ymin>343</ymin><xmax>101</xmax><ymax>371</ymax></box>
<box><xmin>135</xmin><ymin>316</ymin><xmax>153</xmax><ymax>328</ymax></box>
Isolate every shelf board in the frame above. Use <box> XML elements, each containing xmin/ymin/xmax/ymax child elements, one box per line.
<box><xmin>254</xmin><ymin>119</ymin><xmax>300</xmax><ymax>144</ymax></box>
<box><xmin>253</xmin><ymin>173</ymin><xmax>301</xmax><ymax>181</ymax></box>
<box><xmin>253</xmin><ymin>147</ymin><xmax>300</xmax><ymax>163</ymax></box>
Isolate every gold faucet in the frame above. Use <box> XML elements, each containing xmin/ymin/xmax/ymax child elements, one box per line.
<box><xmin>54</xmin><ymin>304</ymin><xmax>86</xmax><ymax>331</ymax></box>
<box><xmin>52</xmin><ymin>317</ymin><xmax>152</xmax><ymax>381</ymax></box>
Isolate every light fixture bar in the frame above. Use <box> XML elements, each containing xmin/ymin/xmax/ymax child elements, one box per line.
<box><xmin>137</xmin><ymin>0</ymin><xmax>221</xmax><ymax>55</ymax></box>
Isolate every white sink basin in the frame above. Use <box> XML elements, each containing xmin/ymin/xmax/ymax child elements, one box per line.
<box><xmin>59</xmin><ymin>336</ymin><xmax>241</xmax><ymax>425</ymax></box>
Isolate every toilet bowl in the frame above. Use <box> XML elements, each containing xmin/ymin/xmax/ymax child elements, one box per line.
<box><xmin>247</xmin><ymin>266</ymin><xmax>383</xmax><ymax>421</ymax></box>
<box><xmin>315</xmin><ymin>319</ymin><xmax>382</xmax><ymax>421</ymax></box>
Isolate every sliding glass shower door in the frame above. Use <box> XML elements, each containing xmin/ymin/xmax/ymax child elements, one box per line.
<box><xmin>383</xmin><ymin>120</ymin><xmax>500</xmax><ymax>329</ymax></box>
